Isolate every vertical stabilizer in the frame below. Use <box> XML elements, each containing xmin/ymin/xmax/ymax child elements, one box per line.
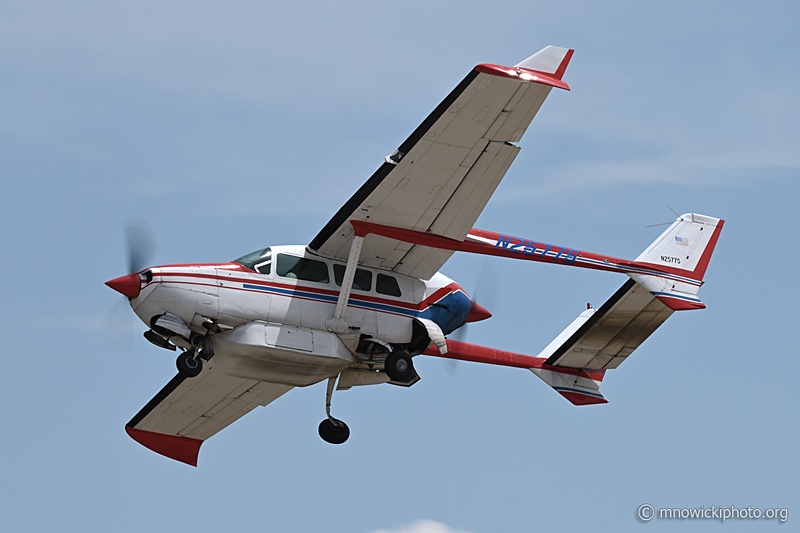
<box><xmin>630</xmin><ymin>213</ymin><xmax>724</xmax><ymax>310</ymax></box>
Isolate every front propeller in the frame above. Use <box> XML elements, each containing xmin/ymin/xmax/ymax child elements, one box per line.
<box><xmin>125</xmin><ymin>220</ymin><xmax>157</xmax><ymax>275</ymax></box>
<box><xmin>103</xmin><ymin>219</ymin><xmax>158</xmax><ymax>341</ymax></box>
<box><xmin>105</xmin><ymin>218</ymin><xmax>157</xmax><ymax>298</ymax></box>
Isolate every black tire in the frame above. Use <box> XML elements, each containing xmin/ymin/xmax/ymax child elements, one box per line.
<box><xmin>385</xmin><ymin>350</ymin><xmax>413</xmax><ymax>381</ymax></box>
<box><xmin>177</xmin><ymin>350</ymin><xmax>203</xmax><ymax>378</ymax></box>
<box><xmin>318</xmin><ymin>419</ymin><xmax>350</xmax><ymax>445</ymax></box>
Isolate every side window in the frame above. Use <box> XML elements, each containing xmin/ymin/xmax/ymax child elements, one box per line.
<box><xmin>333</xmin><ymin>264</ymin><xmax>372</xmax><ymax>291</ymax></box>
<box><xmin>276</xmin><ymin>254</ymin><xmax>329</xmax><ymax>283</ymax></box>
<box><xmin>376</xmin><ymin>273</ymin><xmax>402</xmax><ymax>297</ymax></box>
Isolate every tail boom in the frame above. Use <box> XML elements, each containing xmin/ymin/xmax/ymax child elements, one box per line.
<box><xmin>423</xmin><ymin>339</ymin><xmax>607</xmax><ymax>406</ymax></box>
<box><xmin>352</xmin><ymin>213</ymin><xmax>723</xmax><ymax>312</ymax></box>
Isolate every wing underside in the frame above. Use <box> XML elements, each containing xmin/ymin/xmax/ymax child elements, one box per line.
<box><xmin>126</xmin><ymin>360</ymin><xmax>293</xmax><ymax>466</ymax></box>
<box><xmin>309</xmin><ymin>47</ymin><xmax>573</xmax><ymax>280</ymax></box>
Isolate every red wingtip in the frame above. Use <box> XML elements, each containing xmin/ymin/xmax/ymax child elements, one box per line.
<box><xmin>474</xmin><ymin>64</ymin><xmax>571</xmax><ymax>90</ymax></box>
<box><xmin>106</xmin><ymin>273</ymin><xmax>141</xmax><ymax>299</ymax></box>
<box><xmin>125</xmin><ymin>426</ymin><xmax>202</xmax><ymax>467</ymax></box>
<box><xmin>466</xmin><ymin>300</ymin><xmax>492</xmax><ymax>323</ymax></box>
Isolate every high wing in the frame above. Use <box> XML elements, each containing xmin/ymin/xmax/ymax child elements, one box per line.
<box><xmin>126</xmin><ymin>359</ymin><xmax>293</xmax><ymax>466</ymax></box>
<box><xmin>541</xmin><ymin>279</ymin><xmax>674</xmax><ymax>370</ymax></box>
<box><xmin>309</xmin><ymin>46</ymin><xmax>574</xmax><ymax>280</ymax></box>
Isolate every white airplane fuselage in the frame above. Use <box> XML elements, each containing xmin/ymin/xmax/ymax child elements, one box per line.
<box><xmin>126</xmin><ymin>245</ymin><xmax>475</xmax><ymax>387</ymax></box>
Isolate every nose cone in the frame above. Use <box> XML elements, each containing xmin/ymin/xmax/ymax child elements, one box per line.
<box><xmin>106</xmin><ymin>273</ymin><xmax>141</xmax><ymax>299</ymax></box>
<box><xmin>466</xmin><ymin>300</ymin><xmax>492</xmax><ymax>323</ymax></box>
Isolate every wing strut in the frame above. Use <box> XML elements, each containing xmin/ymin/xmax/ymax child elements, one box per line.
<box><xmin>325</xmin><ymin>233</ymin><xmax>364</xmax><ymax>333</ymax></box>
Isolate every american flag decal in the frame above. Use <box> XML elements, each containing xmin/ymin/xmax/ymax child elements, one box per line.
<box><xmin>675</xmin><ymin>236</ymin><xmax>689</xmax><ymax>246</ymax></box>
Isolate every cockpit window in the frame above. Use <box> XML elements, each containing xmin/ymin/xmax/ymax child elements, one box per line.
<box><xmin>234</xmin><ymin>248</ymin><xmax>272</xmax><ymax>274</ymax></box>
<box><xmin>333</xmin><ymin>264</ymin><xmax>372</xmax><ymax>291</ymax></box>
<box><xmin>276</xmin><ymin>254</ymin><xmax>329</xmax><ymax>283</ymax></box>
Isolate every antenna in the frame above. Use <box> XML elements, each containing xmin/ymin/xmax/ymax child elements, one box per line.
<box><xmin>645</xmin><ymin>205</ymin><xmax>683</xmax><ymax>228</ymax></box>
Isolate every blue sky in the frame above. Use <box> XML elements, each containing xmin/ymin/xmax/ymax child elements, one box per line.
<box><xmin>2</xmin><ymin>1</ymin><xmax>798</xmax><ymax>531</ymax></box>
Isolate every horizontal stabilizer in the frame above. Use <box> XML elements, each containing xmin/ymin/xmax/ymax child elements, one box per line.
<box><xmin>543</xmin><ymin>279</ymin><xmax>673</xmax><ymax>370</ymax></box>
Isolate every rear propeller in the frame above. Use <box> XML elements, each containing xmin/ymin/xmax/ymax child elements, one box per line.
<box><xmin>444</xmin><ymin>260</ymin><xmax>497</xmax><ymax>377</ymax></box>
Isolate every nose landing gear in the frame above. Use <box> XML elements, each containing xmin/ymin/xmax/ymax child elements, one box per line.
<box><xmin>176</xmin><ymin>349</ymin><xmax>202</xmax><ymax>378</ymax></box>
<box><xmin>176</xmin><ymin>336</ymin><xmax>213</xmax><ymax>378</ymax></box>
<box><xmin>318</xmin><ymin>375</ymin><xmax>350</xmax><ymax>444</ymax></box>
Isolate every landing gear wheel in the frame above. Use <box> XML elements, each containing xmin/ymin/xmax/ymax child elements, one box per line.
<box><xmin>318</xmin><ymin>418</ymin><xmax>350</xmax><ymax>444</ymax></box>
<box><xmin>385</xmin><ymin>350</ymin><xmax>413</xmax><ymax>381</ymax></box>
<box><xmin>176</xmin><ymin>349</ymin><xmax>202</xmax><ymax>378</ymax></box>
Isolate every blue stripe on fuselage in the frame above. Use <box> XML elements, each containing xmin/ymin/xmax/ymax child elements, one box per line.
<box><xmin>241</xmin><ymin>282</ymin><xmax>471</xmax><ymax>335</ymax></box>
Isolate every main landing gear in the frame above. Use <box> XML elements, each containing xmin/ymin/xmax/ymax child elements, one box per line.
<box><xmin>319</xmin><ymin>375</ymin><xmax>350</xmax><ymax>444</ymax></box>
<box><xmin>317</xmin><ymin>351</ymin><xmax>417</xmax><ymax>445</ymax></box>
<box><xmin>384</xmin><ymin>350</ymin><xmax>413</xmax><ymax>382</ymax></box>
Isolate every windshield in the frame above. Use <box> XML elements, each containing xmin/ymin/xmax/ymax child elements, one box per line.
<box><xmin>234</xmin><ymin>247</ymin><xmax>272</xmax><ymax>274</ymax></box>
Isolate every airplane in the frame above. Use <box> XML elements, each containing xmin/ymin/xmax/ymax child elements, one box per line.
<box><xmin>106</xmin><ymin>45</ymin><xmax>724</xmax><ymax>466</ymax></box>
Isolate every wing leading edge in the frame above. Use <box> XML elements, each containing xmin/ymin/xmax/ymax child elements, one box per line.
<box><xmin>309</xmin><ymin>46</ymin><xmax>573</xmax><ymax>280</ymax></box>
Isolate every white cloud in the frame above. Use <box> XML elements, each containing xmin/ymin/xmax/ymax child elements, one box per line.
<box><xmin>370</xmin><ymin>520</ymin><xmax>474</xmax><ymax>533</ymax></box>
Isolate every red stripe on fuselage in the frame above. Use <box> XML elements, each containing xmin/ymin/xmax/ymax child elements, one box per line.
<box><xmin>146</xmin><ymin>268</ymin><xmax>463</xmax><ymax>314</ymax></box>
